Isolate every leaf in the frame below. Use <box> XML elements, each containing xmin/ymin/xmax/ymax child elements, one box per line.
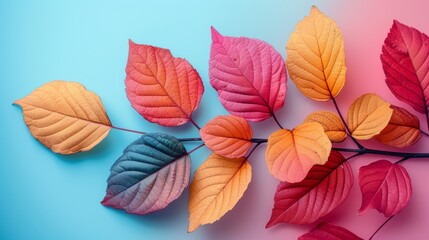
<box><xmin>286</xmin><ymin>6</ymin><xmax>346</xmax><ymax>101</ymax></box>
<box><xmin>14</xmin><ymin>80</ymin><xmax>111</xmax><ymax>154</ymax></box>
<box><xmin>381</xmin><ymin>20</ymin><xmax>429</xmax><ymax>117</ymax></box>
<box><xmin>298</xmin><ymin>222</ymin><xmax>363</xmax><ymax>240</ymax></box>
<box><xmin>265</xmin><ymin>122</ymin><xmax>331</xmax><ymax>182</ymax></box>
<box><xmin>375</xmin><ymin>106</ymin><xmax>421</xmax><ymax>148</ymax></box>
<box><xmin>125</xmin><ymin>40</ymin><xmax>204</xmax><ymax>127</ymax></box>
<box><xmin>304</xmin><ymin>111</ymin><xmax>347</xmax><ymax>142</ymax></box>
<box><xmin>347</xmin><ymin>93</ymin><xmax>393</xmax><ymax>140</ymax></box>
<box><xmin>188</xmin><ymin>153</ymin><xmax>251</xmax><ymax>232</ymax></box>
<box><xmin>200</xmin><ymin>115</ymin><xmax>252</xmax><ymax>158</ymax></box>
<box><xmin>209</xmin><ymin>27</ymin><xmax>287</xmax><ymax>121</ymax></box>
<box><xmin>266</xmin><ymin>151</ymin><xmax>353</xmax><ymax>227</ymax></box>
<box><xmin>101</xmin><ymin>133</ymin><xmax>190</xmax><ymax>215</ymax></box>
<box><xmin>359</xmin><ymin>160</ymin><xmax>412</xmax><ymax>217</ymax></box>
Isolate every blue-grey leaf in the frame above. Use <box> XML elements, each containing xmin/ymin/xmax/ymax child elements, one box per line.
<box><xmin>101</xmin><ymin>133</ymin><xmax>190</xmax><ymax>215</ymax></box>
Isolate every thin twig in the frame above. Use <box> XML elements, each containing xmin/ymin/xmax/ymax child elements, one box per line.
<box><xmin>111</xmin><ymin>125</ymin><xmax>146</xmax><ymax>135</ymax></box>
<box><xmin>187</xmin><ymin>143</ymin><xmax>205</xmax><ymax>155</ymax></box>
<box><xmin>395</xmin><ymin>157</ymin><xmax>410</xmax><ymax>164</ymax></box>
<box><xmin>421</xmin><ymin>130</ymin><xmax>429</xmax><ymax>138</ymax></box>
<box><xmin>245</xmin><ymin>142</ymin><xmax>263</xmax><ymax>158</ymax></box>
<box><xmin>369</xmin><ymin>215</ymin><xmax>395</xmax><ymax>240</ymax></box>
<box><xmin>189</xmin><ymin>117</ymin><xmax>201</xmax><ymax>130</ymax></box>
<box><xmin>272</xmin><ymin>113</ymin><xmax>284</xmax><ymax>129</ymax></box>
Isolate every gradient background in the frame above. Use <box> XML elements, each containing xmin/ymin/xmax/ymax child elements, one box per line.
<box><xmin>1</xmin><ymin>0</ymin><xmax>428</xmax><ymax>239</ymax></box>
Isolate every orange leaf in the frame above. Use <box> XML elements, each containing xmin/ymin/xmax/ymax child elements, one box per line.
<box><xmin>125</xmin><ymin>40</ymin><xmax>204</xmax><ymax>127</ymax></box>
<box><xmin>14</xmin><ymin>81</ymin><xmax>111</xmax><ymax>154</ymax></box>
<box><xmin>265</xmin><ymin>122</ymin><xmax>331</xmax><ymax>183</ymax></box>
<box><xmin>200</xmin><ymin>115</ymin><xmax>252</xmax><ymax>158</ymax></box>
<box><xmin>304</xmin><ymin>111</ymin><xmax>347</xmax><ymax>142</ymax></box>
<box><xmin>347</xmin><ymin>93</ymin><xmax>393</xmax><ymax>140</ymax></box>
<box><xmin>375</xmin><ymin>106</ymin><xmax>421</xmax><ymax>148</ymax></box>
<box><xmin>188</xmin><ymin>153</ymin><xmax>251</xmax><ymax>232</ymax></box>
<box><xmin>286</xmin><ymin>6</ymin><xmax>346</xmax><ymax>101</ymax></box>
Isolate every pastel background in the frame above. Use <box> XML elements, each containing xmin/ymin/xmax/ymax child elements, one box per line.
<box><xmin>1</xmin><ymin>0</ymin><xmax>428</xmax><ymax>239</ymax></box>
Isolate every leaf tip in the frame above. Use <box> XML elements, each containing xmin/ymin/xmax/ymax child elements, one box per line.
<box><xmin>13</xmin><ymin>97</ymin><xmax>28</xmax><ymax>109</ymax></box>
<box><xmin>100</xmin><ymin>194</ymin><xmax>113</xmax><ymax>206</ymax></box>
<box><xmin>310</xmin><ymin>5</ymin><xmax>321</xmax><ymax>14</ymax></box>
<box><xmin>187</xmin><ymin>223</ymin><xmax>198</xmax><ymax>233</ymax></box>
<box><xmin>210</xmin><ymin>26</ymin><xmax>222</xmax><ymax>43</ymax></box>
<box><xmin>357</xmin><ymin>207</ymin><xmax>366</xmax><ymax>215</ymax></box>
<box><xmin>12</xmin><ymin>100</ymin><xmax>21</xmax><ymax>107</ymax></box>
<box><xmin>392</xmin><ymin>19</ymin><xmax>400</xmax><ymax>26</ymax></box>
<box><xmin>128</xmin><ymin>39</ymin><xmax>137</xmax><ymax>47</ymax></box>
<box><xmin>265</xmin><ymin>219</ymin><xmax>276</xmax><ymax>229</ymax></box>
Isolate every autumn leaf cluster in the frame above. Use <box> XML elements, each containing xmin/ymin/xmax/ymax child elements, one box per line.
<box><xmin>14</xmin><ymin>6</ymin><xmax>429</xmax><ymax>239</ymax></box>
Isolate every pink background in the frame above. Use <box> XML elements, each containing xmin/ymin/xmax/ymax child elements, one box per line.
<box><xmin>253</xmin><ymin>1</ymin><xmax>429</xmax><ymax>239</ymax></box>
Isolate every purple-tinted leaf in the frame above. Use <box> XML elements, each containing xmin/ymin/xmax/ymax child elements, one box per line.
<box><xmin>101</xmin><ymin>133</ymin><xmax>190</xmax><ymax>215</ymax></box>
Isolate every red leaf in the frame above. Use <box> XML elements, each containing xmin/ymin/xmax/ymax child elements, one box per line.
<box><xmin>266</xmin><ymin>151</ymin><xmax>353</xmax><ymax>227</ymax></box>
<box><xmin>209</xmin><ymin>27</ymin><xmax>287</xmax><ymax>121</ymax></box>
<box><xmin>125</xmin><ymin>40</ymin><xmax>204</xmax><ymax>127</ymax></box>
<box><xmin>381</xmin><ymin>20</ymin><xmax>429</xmax><ymax>117</ymax></box>
<box><xmin>298</xmin><ymin>222</ymin><xmax>363</xmax><ymax>240</ymax></box>
<box><xmin>375</xmin><ymin>106</ymin><xmax>421</xmax><ymax>148</ymax></box>
<box><xmin>359</xmin><ymin>160</ymin><xmax>412</xmax><ymax>217</ymax></box>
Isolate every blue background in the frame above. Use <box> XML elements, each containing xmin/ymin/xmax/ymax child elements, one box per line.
<box><xmin>0</xmin><ymin>1</ymin><xmax>383</xmax><ymax>240</ymax></box>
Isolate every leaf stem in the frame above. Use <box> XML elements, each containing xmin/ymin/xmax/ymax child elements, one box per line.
<box><xmin>331</xmin><ymin>97</ymin><xmax>364</xmax><ymax>149</ymax></box>
<box><xmin>187</xmin><ymin>143</ymin><xmax>205</xmax><ymax>155</ymax></box>
<box><xmin>369</xmin><ymin>215</ymin><xmax>395</xmax><ymax>240</ymax></box>
<box><xmin>179</xmin><ymin>137</ymin><xmax>204</xmax><ymax>142</ymax></box>
<box><xmin>421</xmin><ymin>130</ymin><xmax>429</xmax><ymax>138</ymax></box>
<box><xmin>245</xmin><ymin>142</ymin><xmax>264</xmax><ymax>158</ymax></box>
<box><xmin>344</xmin><ymin>152</ymin><xmax>363</xmax><ymax>161</ymax></box>
<box><xmin>179</xmin><ymin>137</ymin><xmax>267</xmax><ymax>143</ymax></box>
<box><xmin>395</xmin><ymin>157</ymin><xmax>410</xmax><ymax>164</ymax></box>
<box><xmin>189</xmin><ymin>117</ymin><xmax>201</xmax><ymax>130</ymax></box>
<box><xmin>272</xmin><ymin>113</ymin><xmax>284</xmax><ymax>129</ymax></box>
<box><xmin>111</xmin><ymin>125</ymin><xmax>146</xmax><ymax>135</ymax></box>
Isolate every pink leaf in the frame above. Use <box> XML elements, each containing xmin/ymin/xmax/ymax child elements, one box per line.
<box><xmin>209</xmin><ymin>27</ymin><xmax>287</xmax><ymax>122</ymax></box>
<box><xmin>266</xmin><ymin>151</ymin><xmax>353</xmax><ymax>227</ymax></box>
<box><xmin>381</xmin><ymin>20</ymin><xmax>429</xmax><ymax>118</ymax></box>
<box><xmin>298</xmin><ymin>222</ymin><xmax>363</xmax><ymax>240</ymax></box>
<box><xmin>359</xmin><ymin>160</ymin><xmax>412</xmax><ymax>217</ymax></box>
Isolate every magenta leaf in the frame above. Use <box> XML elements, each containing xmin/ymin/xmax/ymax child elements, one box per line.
<box><xmin>381</xmin><ymin>20</ymin><xmax>429</xmax><ymax>126</ymax></box>
<box><xmin>298</xmin><ymin>222</ymin><xmax>363</xmax><ymax>240</ymax></box>
<box><xmin>266</xmin><ymin>151</ymin><xmax>353</xmax><ymax>227</ymax></box>
<box><xmin>209</xmin><ymin>27</ymin><xmax>287</xmax><ymax>122</ymax></box>
<box><xmin>359</xmin><ymin>160</ymin><xmax>412</xmax><ymax>217</ymax></box>
<box><xmin>101</xmin><ymin>133</ymin><xmax>190</xmax><ymax>215</ymax></box>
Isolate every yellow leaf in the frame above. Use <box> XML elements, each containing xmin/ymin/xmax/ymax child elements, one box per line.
<box><xmin>14</xmin><ymin>81</ymin><xmax>112</xmax><ymax>154</ymax></box>
<box><xmin>304</xmin><ymin>111</ymin><xmax>347</xmax><ymax>142</ymax></box>
<box><xmin>188</xmin><ymin>153</ymin><xmax>251</xmax><ymax>232</ymax></box>
<box><xmin>286</xmin><ymin>6</ymin><xmax>346</xmax><ymax>101</ymax></box>
<box><xmin>375</xmin><ymin>106</ymin><xmax>421</xmax><ymax>148</ymax></box>
<box><xmin>347</xmin><ymin>93</ymin><xmax>393</xmax><ymax>140</ymax></box>
<box><xmin>265</xmin><ymin>122</ymin><xmax>332</xmax><ymax>183</ymax></box>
